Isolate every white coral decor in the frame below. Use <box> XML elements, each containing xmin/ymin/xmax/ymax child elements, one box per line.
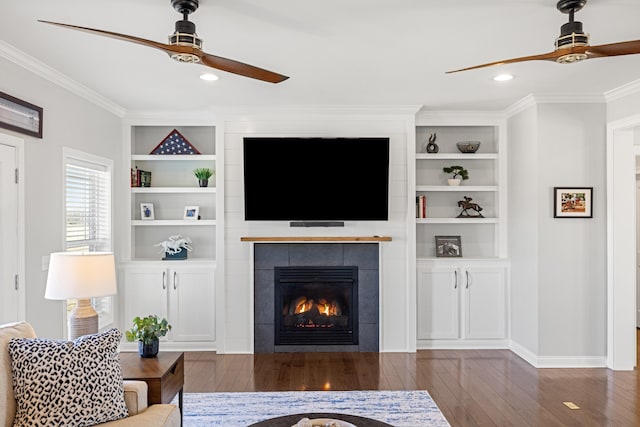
<box><xmin>155</xmin><ymin>235</ymin><xmax>193</xmax><ymax>254</ymax></box>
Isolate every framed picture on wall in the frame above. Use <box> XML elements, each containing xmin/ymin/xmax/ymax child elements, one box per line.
<box><xmin>0</xmin><ymin>91</ymin><xmax>43</xmax><ymax>138</ymax></box>
<box><xmin>435</xmin><ymin>235</ymin><xmax>462</xmax><ymax>258</ymax></box>
<box><xmin>140</xmin><ymin>203</ymin><xmax>154</xmax><ymax>220</ymax></box>
<box><xmin>554</xmin><ymin>187</ymin><xmax>593</xmax><ymax>218</ymax></box>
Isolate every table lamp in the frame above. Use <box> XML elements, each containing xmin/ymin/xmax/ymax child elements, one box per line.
<box><xmin>45</xmin><ymin>252</ymin><xmax>117</xmax><ymax>340</ymax></box>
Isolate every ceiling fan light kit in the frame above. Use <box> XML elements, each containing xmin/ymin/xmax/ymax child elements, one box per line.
<box><xmin>38</xmin><ymin>0</ymin><xmax>289</xmax><ymax>83</ymax></box>
<box><xmin>447</xmin><ymin>0</ymin><xmax>640</xmax><ymax>73</ymax></box>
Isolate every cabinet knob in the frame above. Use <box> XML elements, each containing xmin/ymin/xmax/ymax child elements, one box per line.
<box><xmin>454</xmin><ymin>270</ymin><xmax>458</xmax><ymax>289</ymax></box>
<box><xmin>162</xmin><ymin>271</ymin><xmax>166</xmax><ymax>290</ymax></box>
<box><xmin>173</xmin><ymin>271</ymin><xmax>177</xmax><ymax>290</ymax></box>
<box><xmin>466</xmin><ymin>270</ymin><xmax>470</xmax><ymax>289</ymax></box>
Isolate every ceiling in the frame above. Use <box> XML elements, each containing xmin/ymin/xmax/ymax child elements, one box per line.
<box><xmin>2</xmin><ymin>0</ymin><xmax>640</xmax><ymax>113</ymax></box>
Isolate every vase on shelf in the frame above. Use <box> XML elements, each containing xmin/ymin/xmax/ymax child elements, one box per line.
<box><xmin>448</xmin><ymin>178</ymin><xmax>461</xmax><ymax>186</ymax></box>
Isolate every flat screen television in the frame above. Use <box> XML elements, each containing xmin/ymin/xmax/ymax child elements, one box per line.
<box><xmin>243</xmin><ymin>137</ymin><xmax>390</xmax><ymax>221</ymax></box>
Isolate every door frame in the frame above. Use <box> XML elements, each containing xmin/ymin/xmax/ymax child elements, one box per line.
<box><xmin>607</xmin><ymin>114</ymin><xmax>640</xmax><ymax>370</ymax></box>
<box><xmin>0</xmin><ymin>132</ymin><xmax>26</xmax><ymax>321</ymax></box>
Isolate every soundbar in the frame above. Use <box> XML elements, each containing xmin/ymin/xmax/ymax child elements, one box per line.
<box><xmin>290</xmin><ymin>221</ymin><xmax>345</xmax><ymax>227</ymax></box>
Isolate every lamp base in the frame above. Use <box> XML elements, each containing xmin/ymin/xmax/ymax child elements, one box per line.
<box><xmin>68</xmin><ymin>299</ymin><xmax>98</xmax><ymax>340</ymax></box>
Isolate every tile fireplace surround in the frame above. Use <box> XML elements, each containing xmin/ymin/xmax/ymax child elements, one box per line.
<box><xmin>253</xmin><ymin>243</ymin><xmax>380</xmax><ymax>353</ymax></box>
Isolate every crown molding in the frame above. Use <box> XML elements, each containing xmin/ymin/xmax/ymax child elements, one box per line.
<box><xmin>502</xmin><ymin>93</ymin><xmax>606</xmax><ymax>118</ymax></box>
<box><xmin>211</xmin><ymin>105</ymin><xmax>423</xmax><ymax>117</ymax></box>
<box><xmin>0</xmin><ymin>41</ymin><xmax>125</xmax><ymax>118</ymax></box>
<box><xmin>604</xmin><ymin>78</ymin><xmax>640</xmax><ymax>103</ymax></box>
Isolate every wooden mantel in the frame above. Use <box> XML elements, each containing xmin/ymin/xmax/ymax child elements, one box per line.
<box><xmin>240</xmin><ymin>236</ymin><xmax>392</xmax><ymax>242</ymax></box>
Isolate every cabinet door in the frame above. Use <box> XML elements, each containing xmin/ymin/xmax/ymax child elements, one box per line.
<box><xmin>417</xmin><ymin>268</ymin><xmax>460</xmax><ymax>339</ymax></box>
<box><xmin>169</xmin><ymin>266</ymin><xmax>215</xmax><ymax>342</ymax></box>
<box><xmin>463</xmin><ymin>267</ymin><xmax>506</xmax><ymax>339</ymax></box>
<box><xmin>123</xmin><ymin>267</ymin><xmax>169</xmax><ymax>327</ymax></box>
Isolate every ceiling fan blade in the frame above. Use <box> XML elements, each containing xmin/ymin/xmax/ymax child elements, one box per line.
<box><xmin>38</xmin><ymin>20</ymin><xmax>177</xmax><ymax>56</ymax></box>
<box><xmin>200</xmin><ymin>52</ymin><xmax>289</xmax><ymax>83</ymax></box>
<box><xmin>446</xmin><ymin>50</ymin><xmax>566</xmax><ymax>74</ymax></box>
<box><xmin>586</xmin><ymin>40</ymin><xmax>640</xmax><ymax>58</ymax></box>
<box><xmin>39</xmin><ymin>19</ymin><xmax>289</xmax><ymax>84</ymax></box>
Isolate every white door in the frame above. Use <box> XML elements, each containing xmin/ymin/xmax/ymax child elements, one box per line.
<box><xmin>123</xmin><ymin>267</ymin><xmax>169</xmax><ymax>335</ymax></box>
<box><xmin>169</xmin><ymin>266</ymin><xmax>215</xmax><ymax>342</ymax></box>
<box><xmin>636</xmin><ymin>179</ymin><xmax>640</xmax><ymax>327</ymax></box>
<box><xmin>464</xmin><ymin>267</ymin><xmax>506</xmax><ymax>339</ymax></box>
<box><xmin>416</xmin><ymin>268</ymin><xmax>460</xmax><ymax>340</ymax></box>
<box><xmin>0</xmin><ymin>143</ymin><xmax>19</xmax><ymax>324</ymax></box>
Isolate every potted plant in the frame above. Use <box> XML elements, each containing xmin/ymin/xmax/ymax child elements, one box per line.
<box><xmin>125</xmin><ymin>315</ymin><xmax>172</xmax><ymax>358</ymax></box>
<box><xmin>443</xmin><ymin>165</ymin><xmax>469</xmax><ymax>186</ymax></box>
<box><xmin>193</xmin><ymin>168</ymin><xmax>214</xmax><ymax>187</ymax></box>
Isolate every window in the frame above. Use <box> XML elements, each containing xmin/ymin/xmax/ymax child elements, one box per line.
<box><xmin>63</xmin><ymin>148</ymin><xmax>114</xmax><ymax>329</ymax></box>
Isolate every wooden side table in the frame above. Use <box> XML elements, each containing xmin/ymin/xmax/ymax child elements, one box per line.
<box><xmin>119</xmin><ymin>351</ymin><xmax>184</xmax><ymax>425</ymax></box>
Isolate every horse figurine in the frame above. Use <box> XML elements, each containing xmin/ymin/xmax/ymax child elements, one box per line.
<box><xmin>156</xmin><ymin>235</ymin><xmax>193</xmax><ymax>254</ymax></box>
<box><xmin>457</xmin><ymin>196</ymin><xmax>484</xmax><ymax>218</ymax></box>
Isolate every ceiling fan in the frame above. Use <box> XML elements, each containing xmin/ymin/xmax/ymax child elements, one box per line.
<box><xmin>447</xmin><ymin>0</ymin><xmax>640</xmax><ymax>73</ymax></box>
<box><xmin>38</xmin><ymin>0</ymin><xmax>289</xmax><ymax>83</ymax></box>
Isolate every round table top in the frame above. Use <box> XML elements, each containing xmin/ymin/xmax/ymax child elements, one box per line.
<box><xmin>247</xmin><ymin>412</ymin><xmax>393</xmax><ymax>427</ymax></box>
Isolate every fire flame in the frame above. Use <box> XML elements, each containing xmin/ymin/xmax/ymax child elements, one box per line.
<box><xmin>291</xmin><ymin>297</ymin><xmax>341</xmax><ymax>316</ymax></box>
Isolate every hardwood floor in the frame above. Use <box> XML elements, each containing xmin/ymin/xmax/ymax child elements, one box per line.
<box><xmin>183</xmin><ymin>345</ymin><xmax>640</xmax><ymax>427</ymax></box>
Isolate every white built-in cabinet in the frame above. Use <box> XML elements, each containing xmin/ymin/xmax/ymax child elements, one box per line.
<box><xmin>417</xmin><ymin>260</ymin><xmax>508</xmax><ymax>346</ymax></box>
<box><xmin>122</xmin><ymin>263</ymin><xmax>215</xmax><ymax>343</ymax></box>
<box><xmin>120</xmin><ymin>123</ymin><xmax>220</xmax><ymax>351</ymax></box>
<box><xmin>412</xmin><ymin>113</ymin><xmax>509</xmax><ymax>349</ymax></box>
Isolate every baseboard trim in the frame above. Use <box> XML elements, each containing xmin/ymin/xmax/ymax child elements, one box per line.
<box><xmin>510</xmin><ymin>340</ymin><xmax>607</xmax><ymax>368</ymax></box>
<box><xmin>417</xmin><ymin>339</ymin><xmax>510</xmax><ymax>350</ymax></box>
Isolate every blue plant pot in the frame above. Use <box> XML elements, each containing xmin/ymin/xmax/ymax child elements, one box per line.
<box><xmin>138</xmin><ymin>339</ymin><xmax>159</xmax><ymax>358</ymax></box>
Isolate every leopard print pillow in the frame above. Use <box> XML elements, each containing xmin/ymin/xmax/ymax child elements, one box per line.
<box><xmin>8</xmin><ymin>328</ymin><xmax>128</xmax><ymax>427</ymax></box>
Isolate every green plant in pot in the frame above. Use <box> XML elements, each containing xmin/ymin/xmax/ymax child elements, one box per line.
<box><xmin>125</xmin><ymin>315</ymin><xmax>172</xmax><ymax>358</ymax></box>
<box><xmin>442</xmin><ymin>165</ymin><xmax>469</xmax><ymax>186</ymax></box>
<box><xmin>193</xmin><ymin>168</ymin><xmax>214</xmax><ymax>187</ymax></box>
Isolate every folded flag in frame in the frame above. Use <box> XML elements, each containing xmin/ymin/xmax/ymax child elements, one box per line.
<box><xmin>150</xmin><ymin>129</ymin><xmax>201</xmax><ymax>155</ymax></box>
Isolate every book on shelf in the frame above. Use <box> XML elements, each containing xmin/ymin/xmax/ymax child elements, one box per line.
<box><xmin>416</xmin><ymin>195</ymin><xmax>427</xmax><ymax>218</ymax></box>
<box><xmin>131</xmin><ymin>167</ymin><xmax>152</xmax><ymax>187</ymax></box>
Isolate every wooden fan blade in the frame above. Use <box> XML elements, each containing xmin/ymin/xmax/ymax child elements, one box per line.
<box><xmin>38</xmin><ymin>20</ymin><xmax>177</xmax><ymax>56</ymax></box>
<box><xmin>446</xmin><ymin>50</ymin><xmax>566</xmax><ymax>73</ymax></box>
<box><xmin>200</xmin><ymin>52</ymin><xmax>289</xmax><ymax>83</ymax></box>
<box><xmin>39</xmin><ymin>20</ymin><xmax>289</xmax><ymax>83</ymax></box>
<box><xmin>586</xmin><ymin>40</ymin><xmax>640</xmax><ymax>58</ymax></box>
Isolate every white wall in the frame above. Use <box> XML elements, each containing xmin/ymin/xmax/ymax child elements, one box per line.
<box><xmin>536</xmin><ymin>103</ymin><xmax>607</xmax><ymax>360</ymax></box>
<box><xmin>220</xmin><ymin>111</ymin><xmax>414</xmax><ymax>353</ymax></box>
<box><xmin>507</xmin><ymin>105</ymin><xmax>539</xmax><ymax>356</ymax></box>
<box><xmin>0</xmin><ymin>56</ymin><xmax>122</xmax><ymax>339</ymax></box>
<box><xmin>508</xmin><ymin>102</ymin><xmax>607</xmax><ymax>365</ymax></box>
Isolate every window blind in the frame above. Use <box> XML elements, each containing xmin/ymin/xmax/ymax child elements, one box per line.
<box><xmin>64</xmin><ymin>153</ymin><xmax>114</xmax><ymax>329</ymax></box>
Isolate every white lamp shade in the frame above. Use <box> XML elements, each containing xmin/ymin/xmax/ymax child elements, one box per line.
<box><xmin>45</xmin><ymin>252</ymin><xmax>117</xmax><ymax>300</ymax></box>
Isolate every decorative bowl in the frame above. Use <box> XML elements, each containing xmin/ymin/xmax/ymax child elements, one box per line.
<box><xmin>456</xmin><ymin>141</ymin><xmax>481</xmax><ymax>153</ymax></box>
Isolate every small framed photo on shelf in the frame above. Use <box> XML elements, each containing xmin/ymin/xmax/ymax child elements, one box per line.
<box><xmin>183</xmin><ymin>206</ymin><xmax>199</xmax><ymax>220</ymax></box>
<box><xmin>140</xmin><ymin>203</ymin><xmax>154</xmax><ymax>220</ymax></box>
<box><xmin>554</xmin><ymin>187</ymin><xmax>593</xmax><ymax>218</ymax></box>
<box><xmin>435</xmin><ymin>235</ymin><xmax>462</xmax><ymax>258</ymax></box>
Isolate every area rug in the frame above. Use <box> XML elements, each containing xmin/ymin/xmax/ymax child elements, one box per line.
<box><xmin>179</xmin><ymin>390</ymin><xmax>450</xmax><ymax>426</ymax></box>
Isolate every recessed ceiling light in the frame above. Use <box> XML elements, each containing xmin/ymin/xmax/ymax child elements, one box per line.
<box><xmin>200</xmin><ymin>73</ymin><xmax>219</xmax><ymax>81</ymax></box>
<box><xmin>493</xmin><ymin>73</ymin><xmax>514</xmax><ymax>82</ymax></box>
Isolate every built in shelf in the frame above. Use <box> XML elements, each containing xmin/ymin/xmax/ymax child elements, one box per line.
<box><xmin>240</xmin><ymin>236</ymin><xmax>392</xmax><ymax>242</ymax></box>
<box><xmin>132</xmin><ymin>220</ymin><xmax>216</xmax><ymax>226</ymax></box>
<box><xmin>416</xmin><ymin>185</ymin><xmax>498</xmax><ymax>192</ymax></box>
<box><xmin>131</xmin><ymin>187</ymin><xmax>216</xmax><ymax>194</ymax></box>
<box><xmin>131</xmin><ymin>154</ymin><xmax>216</xmax><ymax>161</ymax></box>
<box><xmin>416</xmin><ymin>218</ymin><xmax>498</xmax><ymax>224</ymax></box>
<box><xmin>415</xmin><ymin>153</ymin><xmax>498</xmax><ymax>160</ymax></box>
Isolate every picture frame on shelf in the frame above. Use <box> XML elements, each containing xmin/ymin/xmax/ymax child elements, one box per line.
<box><xmin>140</xmin><ymin>203</ymin><xmax>154</xmax><ymax>220</ymax></box>
<box><xmin>553</xmin><ymin>187</ymin><xmax>593</xmax><ymax>218</ymax></box>
<box><xmin>0</xmin><ymin>90</ymin><xmax>43</xmax><ymax>138</ymax></box>
<box><xmin>435</xmin><ymin>235</ymin><xmax>462</xmax><ymax>258</ymax></box>
<box><xmin>183</xmin><ymin>206</ymin><xmax>199</xmax><ymax>220</ymax></box>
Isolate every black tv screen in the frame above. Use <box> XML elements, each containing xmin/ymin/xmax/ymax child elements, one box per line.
<box><xmin>243</xmin><ymin>137</ymin><xmax>389</xmax><ymax>221</ymax></box>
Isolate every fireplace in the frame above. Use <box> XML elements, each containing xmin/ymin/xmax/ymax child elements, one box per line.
<box><xmin>275</xmin><ymin>266</ymin><xmax>358</xmax><ymax>345</ymax></box>
<box><xmin>253</xmin><ymin>243</ymin><xmax>379</xmax><ymax>353</ymax></box>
